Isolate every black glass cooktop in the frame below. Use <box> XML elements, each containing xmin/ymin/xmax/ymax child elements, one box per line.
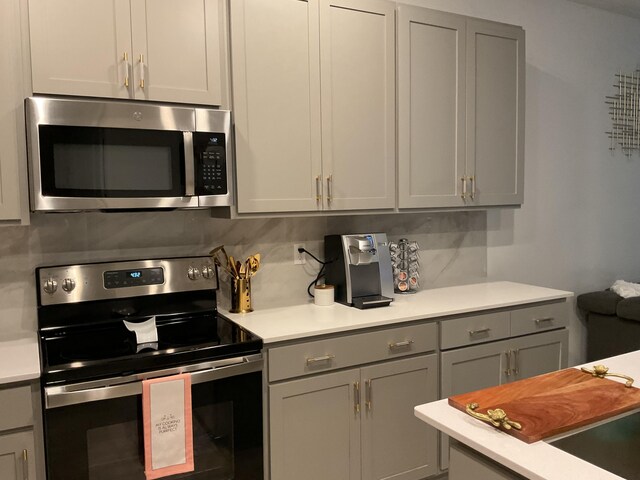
<box><xmin>549</xmin><ymin>411</ymin><xmax>640</xmax><ymax>479</ymax></box>
<box><xmin>38</xmin><ymin>291</ymin><xmax>261</xmax><ymax>386</ymax></box>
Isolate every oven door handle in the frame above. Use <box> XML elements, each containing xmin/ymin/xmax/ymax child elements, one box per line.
<box><xmin>44</xmin><ymin>354</ymin><xmax>262</xmax><ymax>409</ymax></box>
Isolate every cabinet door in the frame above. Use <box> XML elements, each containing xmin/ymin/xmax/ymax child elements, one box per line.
<box><xmin>466</xmin><ymin>19</ymin><xmax>525</xmax><ymax>206</ymax></box>
<box><xmin>509</xmin><ymin>329</ymin><xmax>569</xmax><ymax>382</ymax></box>
<box><xmin>29</xmin><ymin>0</ymin><xmax>132</xmax><ymax>99</ymax></box>
<box><xmin>269</xmin><ymin>369</ymin><xmax>361</xmax><ymax>480</ymax></box>
<box><xmin>0</xmin><ymin>431</ymin><xmax>37</xmax><ymax>480</ymax></box>
<box><xmin>397</xmin><ymin>6</ymin><xmax>466</xmax><ymax>208</ymax></box>
<box><xmin>130</xmin><ymin>0</ymin><xmax>224</xmax><ymax>105</ymax></box>
<box><xmin>320</xmin><ymin>0</ymin><xmax>395</xmax><ymax>211</ymax></box>
<box><xmin>230</xmin><ymin>0</ymin><xmax>323</xmax><ymax>213</ymax></box>
<box><xmin>0</xmin><ymin>0</ymin><xmax>28</xmax><ymax>222</ymax></box>
<box><xmin>440</xmin><ymin>338</ymin><xmax>511</xmax><ymax>470</ymax></box>
<box><xmin>360</xmin><ymin>355</ymin><xmax>438</xmax><ymax>480</ymax></box>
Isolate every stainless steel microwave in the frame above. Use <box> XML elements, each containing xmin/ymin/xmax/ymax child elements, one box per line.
<box><xmin>25</xmin><ymin>96</ymin><xmax>233</xmax><ymax>212</ymax></box>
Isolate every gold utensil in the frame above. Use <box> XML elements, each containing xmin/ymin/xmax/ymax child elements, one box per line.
<box><xmin>229</xmin><ymin>255</ymin><xmax>240</xmax><ymax>279</ymax></box>
<box><xmin>248</xmin><ymin>254</ymin><xmax>261</xmax><ymax>277</ymax></box>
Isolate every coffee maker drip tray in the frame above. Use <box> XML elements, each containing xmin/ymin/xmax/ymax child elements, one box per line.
<box><xmin>352</xmin><ymin>295</ymin><xmax>393</xmax><ymax>309</ymax></box>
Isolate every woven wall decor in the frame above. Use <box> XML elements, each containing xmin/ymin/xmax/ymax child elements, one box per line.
<box><xmin>606</xmin><ymin>70</ymin><xmax>640</xmax><ymax>156</ymax></box>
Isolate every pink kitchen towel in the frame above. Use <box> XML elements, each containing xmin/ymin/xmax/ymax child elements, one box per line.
<box><xmin>142</xmin><ymin>373</ymin><xmax>194</xmax><ymax>479</ymax></box>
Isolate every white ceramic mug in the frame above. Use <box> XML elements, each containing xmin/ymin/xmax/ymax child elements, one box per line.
<box><xmin>314</xmin><ymin>284</ymin><xmax>335</xmax><ymax>306</ymax></box>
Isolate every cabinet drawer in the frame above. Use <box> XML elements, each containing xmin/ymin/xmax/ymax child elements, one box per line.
<box><xmin>268</xmin><ymin>322</ymin><xmax>437</xmax><ymax>382</ymax></box>
<box><xmin>510</xmin><ymin>301</ymin><xmax>568</xmax><ymax>337</ymax></box>
<box><xmin>440</xmin><ymin>312</ymin><xmax>510</xmax><ymax>350</ymax></box>
<box><xmin>0</xmin><ymin>384</ymin><xmax>33</xmax><ymax>431</ymax></box>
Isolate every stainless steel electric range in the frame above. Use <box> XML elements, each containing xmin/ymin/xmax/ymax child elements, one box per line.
<box><xmin>36</xmin><ymin>256</ymin><xmax>263</xmax><ymax>480</ymax></box>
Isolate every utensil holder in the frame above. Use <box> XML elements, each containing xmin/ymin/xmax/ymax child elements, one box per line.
<box><xmin>230</xmin><ymin>277</ymin><xmax>253</xmax><ymax>313</ymax></box>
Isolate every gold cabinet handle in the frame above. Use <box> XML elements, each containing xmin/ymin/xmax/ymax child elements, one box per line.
<box><xmin>513</xmin><ymin>348</ymin><xmax>520</xmax><ymax>375</ymax></box>
<box><xmin>469</xmin><ymin>176</ymin><xmax>475</xmax><ymax>200</ymax></box>
<box><xmin>354</xmin><ymin>381</ymin><xmax>360</xmax><ymax>414</ymax></box>
<box><xmin>122</xmin><ymin>52</ymin><xmax>130</xmax><ymax>88</ymax></box>
<box><xmin>468</xmin><ymin>327</ymin><xmax>491</xmax><ymax>336</ymax></box>
<box><xmin>461</xmin><ymin>176</ymin><xmax>467</xmax><ymax>199</ymax></box>
<box><xmin>139</xmin><ymin>54</ymin><xmax>145</xmax><ymax>89</ymax></box>
<box><xmin>315</xmin><ymin>175</ymin><xmax>321</xmax><ymax>203</ymax></box>
<box><xmin>581</xmin><ymin>364</ymin><xmax>634</xmax><ymax>387</ymax></box>
<box><xmin>465</xmin><ymin>403</ymin><xmax>522</xmax><ymax>431</ymax></box>
<box><xmin>388</xmin><ymin>339</ymin><xmax>414</xmax><ymax>350</ymax></box>
<box><xmin>504</xmin><ymin>349</ymin><xmax>512</xmax><ymax>376</ymax></box>
<box><xmin>305</xmin><ymin>354</ymin><xmax>335</xmax><ymax>366</ymax></box>
<box><xmin>534</xmin><ymin>317</ymin><xmax>554</xmax><ymax>325</ymax></box>
<box><xmin>22</xmin><ymin>449</ymin><xmax>28</xmax><ymax>480</ymax></box>
<box><xmin>365</xmin><ymin>379</ymin><xmax>371</xmax><ymax>412</ymax></box>
<box><xmin>326</xmin><ymin>175</ymin><xmax>333</xmax><ymax>204</ymax></box>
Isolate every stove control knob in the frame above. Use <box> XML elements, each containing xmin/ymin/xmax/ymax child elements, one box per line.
<box><xmin>201</xmin><ymin>265</ymin><xmax>214</xmax><ymax>279</ymax></box>
<box><xmin>187</xmin><ymin>267</ymin><xmax>201</xmax><ymax>281</ymax></box>
<box><xmin>43</xmin><ymin>278</ymin><xmax>58</xmax><ymax>295</ymax></box>
<box><xmin>62</xmin><ymin>278</ymin><xmax>76</xmax><ymax>293</ymax></box>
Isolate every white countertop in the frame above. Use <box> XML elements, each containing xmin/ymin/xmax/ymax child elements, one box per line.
<box><xmin>415</xmin><ymin>351</ymin><xmax>640</xmax><ymax>480</ymax></box>
<box><xmin>223</xmin><ymin>281</ymin><xmax>573</xmax><ymax>344</ymax></box>
<box><xmin>0</xmin><ymin>332</ymin><xmax>41</xmax><ymax>385</ymax></box>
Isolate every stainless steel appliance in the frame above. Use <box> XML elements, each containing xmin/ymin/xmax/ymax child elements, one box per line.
<box><xmin>26</xmin><ymin>96</ymin><xmax>233</xmax><ymax>212</ymax></box>
<box><xmin>36</xmin><ymin>256</ymin><xmax>263</xmax><ymax>480</ymax></box>
<box><xmin>324</xmin><ymin>233</ymin><xmax>394</xmax><ymax>309</ymax></box>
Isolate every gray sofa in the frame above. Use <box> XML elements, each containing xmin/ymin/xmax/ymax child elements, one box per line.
<box><xmin>577</xmin><ymin>289</ymin><xmax>640</xmax><ymax>361</ymax></box>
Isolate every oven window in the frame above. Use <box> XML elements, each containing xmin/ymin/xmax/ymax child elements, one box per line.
<box><xmin>38</xmin><ymin>126</ymin><xmax>185</xmax><ymax>197</ymax></box>
<box><xmin>43</xmin><ymin>372</ymin><xmax>263</xmax><ymax>480</ymax></box>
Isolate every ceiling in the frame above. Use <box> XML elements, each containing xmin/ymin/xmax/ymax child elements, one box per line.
<box><xmin>568</xmin><ymin>0</ymin><xmax>640</xmax><ymax>19</ymax></box>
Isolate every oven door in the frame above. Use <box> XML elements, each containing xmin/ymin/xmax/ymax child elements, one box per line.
<box><xmin>26</xmin><ymin>96</ymin><xmax>200</xmax><ymax>211</ymax></box>
<box><xmin>42</xmin><ymin>355</ymin><xmax>263</xmax><ymax>480</ymax></box>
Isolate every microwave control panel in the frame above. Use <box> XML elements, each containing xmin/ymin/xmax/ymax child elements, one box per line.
<box><xmin>194</xmin><ymin>132</ymin><xmax>227</xmax><ymax>195</ymax></box>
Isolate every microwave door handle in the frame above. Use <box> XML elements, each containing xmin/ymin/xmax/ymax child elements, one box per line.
<box><xmin>183</xmin><ymin>131</ymin><xmax>195</xmax><ymax>196</ymax></box>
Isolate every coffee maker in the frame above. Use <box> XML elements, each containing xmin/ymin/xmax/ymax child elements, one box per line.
<box><xmin>324</xmin><ymin>233</ymin><xmax>394</xmax><ymax>309</ymax></box>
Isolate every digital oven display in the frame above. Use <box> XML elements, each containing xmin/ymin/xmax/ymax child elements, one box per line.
<box><xmin>103</xmin><ymin>267</ymin><xmax>164</xmax><ymax>289</ymax></box>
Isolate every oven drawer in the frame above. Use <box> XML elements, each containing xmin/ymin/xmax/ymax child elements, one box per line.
<box><xmin>268</xmin><ymin>322</ymin><xmax>437</xmax><ymax>382</ymax></box>
<box><xmin>440</xmin><ymin>311</ymin><xmax>510</xmax><ymax>350</ymax></box>
<box><xmin>510</xmin><ymin>301</ymin><xmax>568</xmax><ymax>337</ymax></box>
<box><xmin>0</xmin><ymin>384</ymin><xmax>33</xmax><ymax>431</ymax></box>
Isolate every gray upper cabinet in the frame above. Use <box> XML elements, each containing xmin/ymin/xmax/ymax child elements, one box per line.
<box><xmin>230</xmin><ymin>0</ymin><xmax>323</xmax><ymax>213</ymax></box>
<box><xmin>466</xmin><ymin>19</ymin><xmax>525</xmax><ymax>206</ymax></box>
<box><xmin>319</xmin><ymin>0</ymin><xmax>396</xmax><ymax>212</ymax></box>
<box><xmin>231</xmin><ymin>0</ymin><xmax>395</xmax><ymax>214</ymax></box>
<box><xmin>397</xmin><ymin>7</ymin><xmax>524</xmax><ymax>209</ymax></box>
<box><xmin>397</xmin><ymin>6</ymin><xmax>466</xmax><ymax>208</ymax></box>
<box><xmin>28</xmin><ymin>0</ymin><xmax>228</xmax><ymax>106</ymax></box>
<box><xmin>0</xmin><ymin>0</ymin><xmax>29</xmax><ymax>224</ymax></box>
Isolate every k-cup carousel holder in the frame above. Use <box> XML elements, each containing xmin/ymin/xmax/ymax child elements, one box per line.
<box><xmin>389</xmin><ymin>239</ymin><xmax>420</xmax><ymax>294</ymax></box>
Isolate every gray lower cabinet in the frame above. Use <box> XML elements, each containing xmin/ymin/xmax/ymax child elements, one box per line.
<box><xmin>269</xmin><ymin>354</ymin><xmax>438</xmax><ymax>480</ymax></box>
<box><xmin>439</xmin><ymin>328</ymin><xmax>569</xmax><ymax>470</ymax></box>
<box><xmin>0</xmin><ymin>431</ymin><xmax>37</xmax><ymax>480</ymax></box>
<box><xmin>0</xmin><ymin>382</ymin><xmax>44</xmax><ymax>480</ymax></box>
<box><xmin>448</xmin><ymin>441</ymin><xmax>525</xmax><ymax>480</ymax></box>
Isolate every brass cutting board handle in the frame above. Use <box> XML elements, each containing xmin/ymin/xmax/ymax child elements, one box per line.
<box><xmin>581</xmin><ymin>365</ymin><xmax>634</xmax><ymax>387</ymax></box>
<box><xmin>465</xmin><ymin>403</ymin><xmax>522</xmax><ymax>431</ymax></box>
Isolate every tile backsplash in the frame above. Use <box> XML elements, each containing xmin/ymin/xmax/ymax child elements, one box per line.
<box><xmin>0</xmin><ymin>210</ymin><xmax>486</xmax><ymax>333</ymax></box>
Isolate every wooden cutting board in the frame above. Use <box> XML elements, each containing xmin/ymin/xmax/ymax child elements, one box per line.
<box><xmin>449</xmin><ymin>367</ymin><xmax>640</xmax><ymax>443</ymax></box>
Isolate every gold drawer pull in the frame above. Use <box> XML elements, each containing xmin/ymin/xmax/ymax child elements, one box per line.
<box><xmin>581</xmin><ymin>364</ymin><xmax>634</xmax><ymax>387</ymax></box>
<box><xmin>465</xmin><ymin>403</ymin><xmax>522</xmax><ymax>431</ymax></box>
<box><xmin>468</xmin><ymin>327</ymin><xmax>491</xmax><ymax>336</ymax></box>
<box><xmin>389</xmin><ymin>339</ymin><xmax>414</xmax><ymax>350</ymax></box>
<box><xmin>534</xmin><ymin>317</ymin><xmax>554</xmax><ymax>324</ymax></box>
<box><xmin>306</xmin><ymin>354</ymin><xmax>335</xmax><ymax>366</ymax></box>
